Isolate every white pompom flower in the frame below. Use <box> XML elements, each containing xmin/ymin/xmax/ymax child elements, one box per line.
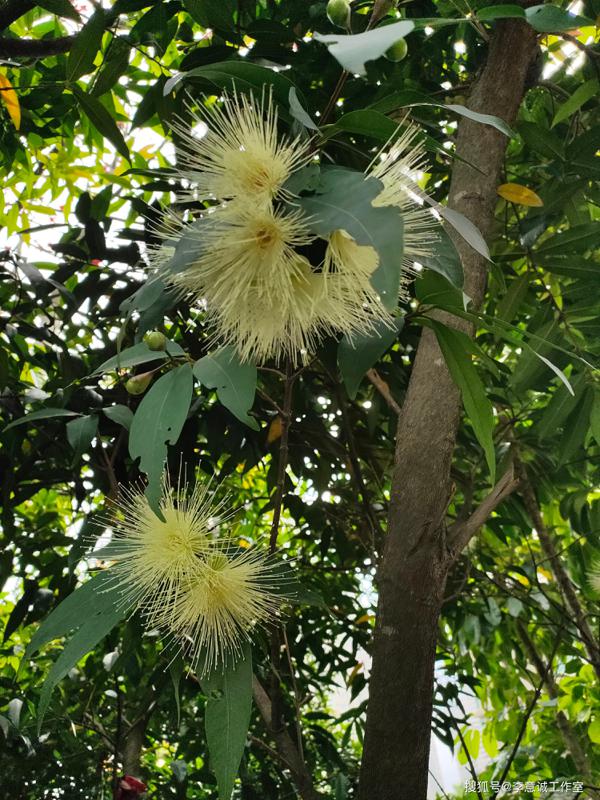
<box><xmin>169</xmin><ymin>89</ymin><xmax>312</xmax><ymax>207</ymax></box>
<box><xmin>167</xmin><ymin>548</ymin><xmax>283</xmax><ymax>674</ymax></box>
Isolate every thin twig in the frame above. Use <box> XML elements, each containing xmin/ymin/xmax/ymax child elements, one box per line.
<box><xmin>366</xmin><ymin>368</ymin><xmax>401</xmax><ymax>415</ymax></box>
<box><xmin>269</xmin><ymin>359</ymin><xmax>295</xmax><ymax>553</ymax></box>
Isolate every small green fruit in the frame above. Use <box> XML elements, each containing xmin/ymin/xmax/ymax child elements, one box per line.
<box><xmin>384</xmin><ymin>38</ymin><xmax>408</xmax><ymax>62</ymax></box>
<box><xmin>125</xmin><ymin>372</ymin><xmax>153</xmax><ymax>395</ymax></box>
<box><xmin>143</xmin><ymin>331</ymin><xmax>167</xmax><ymax>352</ymax></box>
<box><xmin>327</xmin><ymin>0</ymin><xmax>350</xmax><ymax>29</ymax></box>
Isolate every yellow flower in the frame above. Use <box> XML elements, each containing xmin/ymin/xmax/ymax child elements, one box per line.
<box><xmin>167</xmin><ymin>548</ymin><xmax>282</xmax><ymax>674</ymax></box>
<box><xmin>170</xmin><ymin>90</ymin><xmax>312</xmax><ymax>206</ymax></box>
<box><xmin>166</xmin><ymin>203</ymin><xmax>322</xmax><ymax>362</ymax></box>
<box><xmin>322</xmin><ymin>229</ymin><xmax>393</xmax><ymax>328</ymax></box>
<box><xmin>106</xmin><ymin>478</ymin><xmax>225</xmax><ymax>622</ymax></box>
<box><xmin>369</xmin><ymin>122</ymin><xmax>438</xmax><ymax>270</ymax></box>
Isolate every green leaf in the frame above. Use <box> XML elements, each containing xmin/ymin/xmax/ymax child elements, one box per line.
<box><xmin>67</xmin><ymin>9</ymin><xmax>106</xmax><ymax>82</ymax></box>
<box><xmin>289</xmin><ymin>87</ymin><xmax>318</xmax><ymax>131</ymax></box>
<box><xmin>66</xmin><ymin>414</ymin><xmax>98</xmax><ymax>462</ymax></box>
<box><xmin>297</xmin><ymin>167</ymin><xmax>404</xmax><ymax>310</ymax></box>
<box><xmin>418</xmin><ymin>227</ymin><xmax>464</xmax><ymax>289</ymax></box>
<box><xmin>73</xmin><ymin>86</ymin><xmax>130</xmax><ymax>161</ymax></box>
<box><xmin>193</xmin><ymin>348</ymin><xmax>258</xmax><ymax>430</ymax></box>
<box><xmin>313</xmin><ymin>20</ymin><xmax>415</xmax><ymax>75</ymax></box>
<box><xmin>445</xmin><ymin>104</ymin><xmax>516</xmax><ymax>139</ymax></box>
<box><xmin>322</xmin><ymin>109</ymin><xmax>398</xmax><ymax>142</ymax></box>
<box><xmin>435</xmin><ymin>206</ymin><xmax>491</xmax><ymax>262</ymax></box>
<box><xmin>478</xmin><ymin>4</ymin><xmax>525</xmax><ymax>20</ymax></box>
<box><xmin>103</xmin><ymin>405</ymin><xmax>134</xmax><ymax>430</ymax></box>
<box><xmin>552</xmin><ymin>79</ymin><xmax>599</xmax><ymax>127</ymax></box>
<box><xmin>202</xmin><ymin>644</ymin><xmax>253</xmax><ymax>800</ymax></box>
<box><xmin>338</xmin><ymin>318</ymin><xmax>402</xmax><ymax>399</ymax></box>
<box><xmin>518</xmin><ymin>121</ymin><xmax>565</xmax><ymax>160</ymax></box>
<box><xmin>24</xmin><ymin>572</ymin><xmax>113</xmax><ymax>661</ymax></box>
<box><xmin>496</xmin><ymin>274</ymin><xmax>529</xmax><ymax>323</ymax></box>
<box><xmin>37</xmin><ymin>0</ymin><xmax>81</xmax><ymax>21</ymax></box>
<box><xmin>92</xmin><ymin>39</ymin><xmax>131</xmax><ymax>96</ymax></box>
<box><xmin>591</xmin><ymin>391</ymin><xmax>600</xmax><ymax>448</ymax></box>
<box><xmin>588</xmin><ymin>718</ymin><xmax>600</xmax><ymax>744</ymax></box>
<box><xmin>430</xmin><ymin>321</ymin><xmax>496</xmax><ymax>481</ymax></box>
<box><xmin>535</xmin><ymin>224</ymin><xmax>600</xmax><ymax>256</ymax></box>
<box><xmin>129</xmin><ymin>365</ymin><xmax>194</xmax><ymax>510</ymax></box>
<box><xmin>4</xmin><ymin>407</ymin><xmax>81</xmax><ymax>431</ymax></box>
<box><xmin>93</xmin><ymin>340</ymin><xmax>183</xmax><ymax>375</ymax></box>
<box><xmin>184</xmin><ymin>0</ymin><xmax>236</xmax><ymax>31</ymax></box>
<box><xmin>163</xmin><ymin>62</ymin><xmax>302</xmax><ymax>119</ymax></box>
<box><xmin>537</xmin><ymin>373</ymin><xmax>584</xmax><ymax>440</ymax></box>
<box><xmin>558</xmin><ymin>388</ymin><xmax>593</xmax><ymax>466</ymax></box>
<box><xmin>525</xmin><ymin>4</ymin><xmax>592</xmax><ymax>33</ymax></box>
<box><xmin>37</xmin><ymin>586</ymin><xmax>125</xmax><ymax>732</ymax></box>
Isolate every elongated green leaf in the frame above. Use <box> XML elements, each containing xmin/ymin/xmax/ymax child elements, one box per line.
<box><xmin>93</xmin><ymin>340</ymin><xmax>183</xmax><ymax>375</ymax></box>
<box><xmin>314</xmin><ymin>20</ymin><xmax>415</xmax><ymax>75</ymax></box>
<box><xmin>66</xmin><ymin>414</ymin><xmax>98</xmax><ymax>462</ymax></box>
<box><xmin>430</xmin><ymin>321</ymin><xmax>495</xmax><ymax>481</ymax></box>
<box><xmin>445</xmin><ymin>104</ymin><xmax>516</xmax><ymax>139</ymax></box>
<box><xmin>552</xmin><ymin>79</ymin><xmax>599</xmax><ymax>127</ymax></box>
<box><xmin>558</xmin><ymin>388</ymin><xmax>593</xmax><ymax>466</ymax></box>
<box><xmin>25</xmin><ymin>572</ymin><xmax>113</xmax><ymax>661</ymax></box>
<box><xmin>478</xmin><ymin>4</ymin><xmax>525</xmax><ymax>20</ymax></box>
<box><xmin>92</xmin><ymin>39</ymin><xmax>131</xmax><ymax>96</ymax></box>
<box><xmin>435</xmin><ymin>206</ymin><xmax>491</xmax><ymax>262</ymax></box>
<box><xmin>323</xmin><ymin>109</ymin><xmax>398</xmax><ymax>141</ymax></box>
<box><xmin>202</xmin><ymin>644</ymin><xmax>253</xmax><ymax>800</ymax></box>
<box><xmin>518</xmin><ymin>121</ymin><xmax>564</xmax><ymax>160</ymax></box>
<box><xmin>4</xmin><ymin>408</ymin><xmax>80</xmax><ymax>432</ymax></box>
<box><xmin>297</xmin><ymin>167</ymin><xmax>403</xmax><ymax>310</ymax></box>
<box><xmin>525</xmin><ymin>4</ymin><xmax>592</xmax><ymax>32</ymax></box>
<box><xmin>289</xmin><ymin>87</ymin><xmax>318</xmax><ymax>131</ymax></box>
<box><xmin>73</xmin><ymin>86</ymin><xmax>130</xmax><ymax>161</ymax></box>
<box><xmin>338</xmin><ymin>318</ymin><xmax>402</xmax><ymax>399</ymax></box>
<box><xmin>37</xmin><ymin>0</ymin><xmax>81</xmax><ymax>21</ymax></box>
<box><xmin>537</xmin><ymin>373</ymin><xmax>584</xmax><ymax>439</ymax></box>
<box><xmin>129</xmin><ymin>365</ymin><xmax>194</xmax><ymax>510</ymax></box>
<box><xmin>193</xmin><ymin>348</ymin><xmax>258</xmax><ymax>430</ymax></box>
<box><xmin>591</xmin><ymin>391</ymin><xmax>600</xmax><ymax>448</ymax></box>
<box><xmin>418</xmin><ymin>227</ymin><xmax>464</xmax><ymax>289</ymax></box>
<box><xmin>37</xmin><ymin>588</ymin><xmax>125</xmax><ymax>732</ymax></box>
<box><xmin>67</xmin><ymin>9</ymin><xmax>106</xmax><ymax>82</ymax></box>
<box><xmin>103</xmin><ymin>405</ymin><xmax>134</xmax><ymax>430</ymax></box>
<box><xmin>535</xmin><ymin>224</ymin><xmax>600</xmax><ymax>256</ymax></box>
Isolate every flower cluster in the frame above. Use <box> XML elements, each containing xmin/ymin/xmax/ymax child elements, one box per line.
<box><xmin>105</xmin><ymin>476</ymin><xmax>282</xmax><ymax>673</ymax></box>
<box><xmin>151</xmin><ymin>89</ymin><xmax>436</xmax><ymax>364</ymax></box>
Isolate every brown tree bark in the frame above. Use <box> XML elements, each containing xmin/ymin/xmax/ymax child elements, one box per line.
<box><xmin>358</xmin><ymin>20</ymin><xmax>539</xmax><ymax>800</ymax></box>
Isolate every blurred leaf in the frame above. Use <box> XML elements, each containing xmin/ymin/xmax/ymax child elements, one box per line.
<box><xmin>37</xmin><ymin>0</ymin><xmax>81</xmax><ymax>21</ymax></box>
<box><xmin>92</xmin><ymin>40</ymin><xmax>131</xmax><ymax>96</ymax></box>
<box><xmin>477</xmin><ymin>4</ymin><xmax>525</xmax><ymax>20</ymax></box>
<box><xmin>4</xmin><ymin>408</ymin><xmax>80</xmax><ymax>432</ymax></box>
<box><xmin>552</xmin><ymin>79</ymin><xmax>599</xmax><ymax>127</ymax></box>
<box><xmin>525</xmin><ymin>4</ymin><xmax>592</xmax><ymax>32</ymax></box>
<box><xmin>103</xmin><ymin>405</ymin><xmax>134</xmax><ymax>430</ymax></box>
<box><xmin>66</xmin><ymin>414</ymin><xmax>98</xmax><ymax>462</ymax></box>
<box><xmin>93</xmin><ymin>340</ymin><xmax>183</xmax><ymax>375</ymax></box>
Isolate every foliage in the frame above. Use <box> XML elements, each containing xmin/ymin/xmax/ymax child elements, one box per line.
<box><xmin>0</xmin><ymin>1</ymin><xmax>599</xmax><ymax>799</ymax></box>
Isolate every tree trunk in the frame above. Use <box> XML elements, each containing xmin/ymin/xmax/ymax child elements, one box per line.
<box><xmin>358</xmin><ymin>20</ymin><xmax>538</xmax><ymax>800</ymax></box>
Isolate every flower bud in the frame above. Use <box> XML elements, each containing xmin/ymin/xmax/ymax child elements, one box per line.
<box><xmin>143</xmin><ymin>331</ymin><xmax>167</xmax><ymax>351</ymax></box>
<box><xmin>327</xmin><ymin>0</ymin><xmax>351</xmax><ymax>29</ymax></box>
<box><xmin>125</xmin><ymin>372</ymin><xmax>153</xmax><ymax>395</ymax></box>
<box><xmin>384</xmin><ymin>38</ymin><xmax>408</xmax><ymax>62</ymax></box>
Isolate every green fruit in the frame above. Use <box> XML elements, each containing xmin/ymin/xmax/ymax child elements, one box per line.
<box><xmin>384</xmin><ymin>38</ymin><xmax>408</xmax><ymax>62</ymax></box>
<box><xmin>327</xmin><ymin>0</ymin><xmax>350</xmax><ymax>29</ymax></box>
<box><xmin>143</xmin><ymin>330</ymin><xmax>167</xmax><ymax>351</ymax></box>
<box><xmin>125</xmin><ymin>372</ymin><xmax>153</xmax><ymax>395</ymax></box>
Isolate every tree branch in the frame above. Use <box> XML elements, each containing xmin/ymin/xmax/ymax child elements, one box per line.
<box><xmin>446</xmin><ymin>465</ymin><xmax>519</xmax><ymax>558</ymax></box>
<box><xmin>366</xmin><ymin>368</ymin><xmax>401</xmax><ymax>415</ymax></box>
<box><xmin>252</xmin><ymin>675</ymin><xmax>321</xmax><ymax>800</ymax></box>
<box><xmin>0</xmin><ymin>35</ymin><xmax>75</xmax><ymax>57</ymax></box>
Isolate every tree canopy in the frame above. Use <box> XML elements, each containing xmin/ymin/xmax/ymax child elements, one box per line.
<box><xmin>1</xmin><ymin>1</ymin><xmax>599</xmax><ymax>799</ymax></box>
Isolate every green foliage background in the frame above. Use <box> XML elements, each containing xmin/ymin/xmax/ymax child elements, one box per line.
<box><xmin>0</xmin><ymin>0</ymin><xmax>599</xmax><ymax>798</ymax></box>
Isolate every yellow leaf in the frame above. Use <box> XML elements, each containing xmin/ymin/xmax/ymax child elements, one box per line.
<box><xmin>267</xmin><ymin>416</ymin><xmax>283</xmax><ymax>444</ymax></box>
<box><xmin>0</xmin><ymin>72</ymin><xmax>20</xmax><ymax>130</ymax></box>
<box><xmin>497</xmin><ymin>183</ymin><xmax>543</xmax><ymax>207</ymax></box>
<box><xmin>347</xmin><ymin>662</ymin><xmax>363</xmax><ymax>685</ymax></box>
<box><xmin>355</xmin><ymin>613</ymin><xmax>374</xmax><ymax>625</ymax></box>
